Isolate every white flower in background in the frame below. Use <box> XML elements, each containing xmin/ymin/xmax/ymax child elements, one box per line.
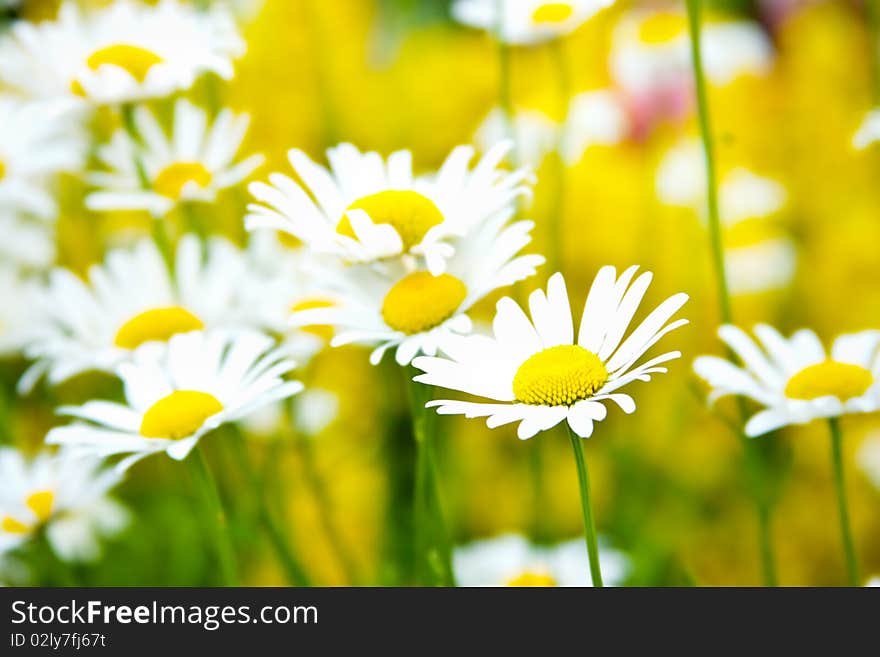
<box><xmin>0</xmin><ymin>268</ymin><xmax>41</xmax><ymax>358</ymax></box>
<box><xmin>293</xmin><ymin>210</ymin><xmax>544</xmax><ymax>366</ymax></box>
<box><xmin>0</xmin><ymin>96</ymin><xmax>86</xmax><ymax>220</ymax></box>
<box><xmin>694</xmin><ymin>327</ymin><xmax>880</xmax><ymax>436</ymax></box>
<box><xmin>413</xmin><ymin>269</ymin><xmax>688</xmax><ymax>439</ymax></box>
<box><xmin>87</xmin><ymin>99</ymin><xmax>263</xmax><ymax>217</ymax></box>
<box><xmin>21</xmin><ymin>235</ymin><xmax>261</xmax><ymax>391</ymax></box>
<box><xmin>292</xmin><ymin>388</ymin><xmax>341</xmax><ymax>437</ymax></box>
<box><xmin>656</xmin><ymin>138</ymin><xmax>794</xmax><ymax>294</ymax></box>
<box><xmin>853</xmin><ymin>109</ymin><xmax>880</xmax><ymax>150</ymax></box>
<box><xmin>454</xmin><ymin>534</ymin><xmax>628</xmax><ymax>586</ymax></box>
<box><xmin>0</xmin><ymin>0</ymin><xmax>244</xmax><ymax>106</ymax></box>
<box><xmin>0</xmin><ymin>213</ymin><xmax>56</xmax><ymax>271</ymax></box>
<box><xmin>452</xmin><ymin>0</ymin><xmax>615</xmax><ymax>45</ymax></box>
<box><xmin>246</xmin><ymin>141</ymin><xmax>531</xmax><ymax>275</ymax></box>
<box><xmin>475</xmin><ymin>91</ymin><xmax>628</xmax><ymax>168</ymax></box>
<box><xmin>0</xmin><ymin>448</ymin><xmax>128</xmax><ymax>562</ymax></box>
<box><xmin>47</xmin><ymin>331</ymin><xmax>303</xmax><ymax>471</ymax></box>
<box><xmin>857</xmin><ymin>433</ymin><xmax>880</xmax><ymax>490</ymax></box>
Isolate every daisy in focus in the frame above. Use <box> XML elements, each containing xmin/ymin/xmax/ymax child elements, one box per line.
<box><xmin>452</xmin><ymin>0</ymin><xmax>615</xmax><ymax>45</ymax></box>
<box><xmin>291</xmin><ymin>209</ymin><xmax>544</xmax><ymax>366</ymax></box>
<box><xmin>413</xmin><ymin>268</ymin><xmax>688</xmax><ymax>439</ymax></box>
<box><xmin>21</xmin><ymin>235</ymin><xmax>262</xmax><ymax>391</ymax></box>
<box><xmin>0</xmin><ymin>0</ymin><xmax>244</xmax><ymax>106</ymax></box>
<box><xmin>0</xmin><ymin>96</ymin><xmax>86</xmax><ymax>220</ymax></box>
<box><xmin>246</xmin><ymin>141</ymin><xmax>531</xmax><ymax>274</ymax></box>
<box><xmin>454</xmin><ymin>533</ymin><xmax>628</xmax><ymax>586</ymax></box>
<box><xmin>47</xmin><ymin>331</ymin><xmax>303</xmax><ymax>471</ymax></box>
<box><xmin>0</xmin><ymin>448</ymin><xmax>128</xmax><ymax>562</ymax></box>
<box><xmin>694</xmin><ymin>326</ymin><xmax>880</xmax><ymax>437</ymax></box>
<box><xmin>87</xmin><ymin>99</ymin><xmax>264</xmax><ymax>217</ymax></box>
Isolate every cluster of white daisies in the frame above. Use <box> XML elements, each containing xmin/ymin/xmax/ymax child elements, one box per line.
<box><xmin>1</xmin><ymin>0</ymin><xmax>879</xmax><ymax>586</ymax></box>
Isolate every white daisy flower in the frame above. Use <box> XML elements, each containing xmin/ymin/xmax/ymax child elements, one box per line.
<box><xmin>656</xmin><ymin>139</ymin><xmax>794</xmax><ymax>294</ymax></box>
<box><xmin>0</xmin><ymin>448</ymin><xmax>128</xmax><ymax>562</ymax></box>
<box><xmin>694</xmin><ymin>326</ymin><xmax>880</xmax><ymax>437</ymax></box>
<box><xmin>0</xmin><ymin>212</ymin><xmax>56</xmax><ymax>271</ymax></box>
<box><xmin>46</xmin><ymin>330</ymin><xmax>303</xmax><ymax>471</ymax></box>
<box><xmin>246</xmin><ymin>141</ymin><xmax>531</xmax><ymax>275</ymax></box>
<box><xmin>475</xmin><ymin>91</ymin><xmax>628</xmax><ymax>168</ymax></box>
<box><xmin>853</xmin><ymin>108</ymin><xmax>880</xmax><ymax>150</ymax></box>
<box><xmin>610</xmin><ymin>10</ymin><xmax>772</xmax><ymax>94</ymax></box>
<box><xmin>86</xmin><ymin>99</ymin><xmax>264</xmax><ymax>217</ymax></box>
<box><xmin>0</xmin><ymin>267</ymin><xmax>41</xmax><ymax>358</ymax></box>
<box><xmin>413</xmin><ymin>268</ymin><xmax>688</xmax><ymax>439</ymax></box>
<box><xmin>454</xmin><ymin>533</ymin><xmax>629</xmax><ymax>586</ymax></box>
<box><xmin>452</xmin><ymin>0</ymin><xmax>615</xmax><ymax>45</ymax></box>
<box><xmin>292</xmin><ymin>209</ymin><xmax>545</xmax><ymax>366</ymax></box>
<box><xmin>21</xmin><ymin>235</ymin><xmax>262</xmax><ymax>391</ymax></box>
<box><xmin>0</xmin><ymin>96</ymin><xmax>86</xmax><ymax>220</ymax></box>
<box><xmin>0</xmin><ymin>0</ymin><xmax>244</xmax><ymax>106</ymax></box>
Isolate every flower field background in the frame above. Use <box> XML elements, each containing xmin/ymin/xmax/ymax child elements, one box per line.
<box><xmin>2</xmin><ymin>0</ymin><xmax>880</xmax><ymax>587</ymax></box>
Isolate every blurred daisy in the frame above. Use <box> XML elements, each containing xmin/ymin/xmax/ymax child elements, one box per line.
<box><xmin>475</xmin><ymin>91</ymin><xmax>628</xmax><ymax>168</ymax></box>
<box><xmin>0</xmin><ymin>448</ymin><xmax>128</xmax><ymax>562</ymax></box>
<box><xmin>0</xmin><ymin>0</ymin><xmax>244</xmax><ymax>106</ymax></box>
<box><xmin>452</xmin><ymin>0</ymin><xmax>615</xmax><ymax>45</ymax></box>
<box><xmin>0</xmin><ymin>96</ymin><xmax>86</xmax><ymax>220</ymax></box>
<box><xmin>413</xmin><ymin>268</ymin><xmax>688</xmax><ymax>439</ymax></box>
<box><xmin>87</xmin><ymin>99</ymin><xmax>263</xmax><ymax>217</ymax></box>
<box><xmin>694</xmin><ymin>327</ymin><xmax>880</xmax><ymax>437</ymax></box>
<box><xmin>856</xmin><ymin>432</ymin><xmax>880</xmax><ymax>490</ymax></box>
<box><xmin>47</xmin><ymin>331</ymin><xmax>303</xmax><ymax>471</ymax></box>
<box><xmin>0</xmin><ymin>213</ymin><xmax>56</xmax><ymax>271</ymax></box>
<box><xmin>21</xmin><ymin>235</ymin><xmax>259</xmax><ymax>391</ymax></box>
<box><xmin>0</xmin><ymin>268</ymin><xmax>40</xmax><ymax>358</ymax></box>
<box><xmin>246</xmin><ymin>141</ymin><xmax>531</xmax><ymax>275</ymax></box>
<box><xmin>454</xmin><ymin>534</ymin><xmax>628</xmax><ymax>586</ymax></box>
<box><xmin>853</xmin><ymin>109</ymin><xmax>880</xmax><ymax>150</ymax></box>
<box><xmin>292</xmin><ymin>210</ymin><xmax>544</xmax><ymax>366</ymax></box>
<box><xmin>656</xmin><ymin>139</ymin><xmax>794</xmax><ymax>294</ymax></box>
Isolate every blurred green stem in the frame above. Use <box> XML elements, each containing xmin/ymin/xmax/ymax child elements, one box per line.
<box><xmin>189</xmin><ymin>448</ymin><xmax>239</xmax><ymax>586</ymax></box>
<box><xmin>405</xmin><ymin>371</ymin><xmax>455</xmax><ymax>586</ymax></box>
<box><xmin>567</xmin><ymin>427</ymin><xmax>603</xmax><ymax>587</ymax></box>
<box><xmin>120</xmin><ymin>103</ymin><xmax>175</xmax><ymax>277</ymax></box>
<box><xmin>686</xmin><ymin>0</ymin><xmax>778</xmax><ymax>587</ymax></box>
<box><xmin>828</xmin><ymin>418</ymin><xmax>859</xmax><ymax>585</ymax></box>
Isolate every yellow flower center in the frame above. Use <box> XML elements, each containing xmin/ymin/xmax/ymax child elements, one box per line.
<box><xmin>784</xmin><ymin>361</ymin><xmax>874</xmax><ymax>401</ymax></box>
<box><xmin>153</xmin><ymin>162</ymin><xmax>213</xmax><ymax>200</ymax></box>
<box><xmin>506</xmin><ymin>571</ymin><xmax>558</xmax><ymax>587</ymax></box>
<box><xmin>26</xmin><ymin>490</ymin><xmax>54</xmax><ymax>523</ymax></box>
<box><xmin>638</xmin><ymin>12</ymin><xmax>688</xmax><ymax>44</ymax></box>
<box><xmin>0</xmin><ymin>159</ymin><xmax>6</xmax><ymax>181</ymax></box>
<box><xmin>337</xmin><ymin>190</ymin><xmax>444</xmax><ymax>251</ymax></box>
<box><xmin>513</xmin><ymin>345</ymin><xmax>608</xmax><ymax>406</ymax></box>
<box><xmin>1</xmin><ymin>516</ymin><xmax>30</xmax><ymax>534</ymax></box>
<box><xmin>140</xmin><ymin>390</ymin><xmax>224</xmax><ymax>439</ymax></box>
<box><xmin>381</xmin><ymin>272</ymin><xmax>467</xmax><ymax>335</ymax></box>
<box><xmin>87</xmin><ymin>44</ymin><xmax>163</xmax><ymax>82</ymax></box>
<box><xmin>291</xmin><ymin>297</ymin><xmax>336</xmax><ymax>341</ymax></box>
<box><xmin>114</xmin><ymin>306</ymin><xmax>205</xmax><ymax>350</ymax></box>
<box><xmin>531</xmin><ymin>2</ymin><xmax>575</xmax><ymax>24</ymax></box>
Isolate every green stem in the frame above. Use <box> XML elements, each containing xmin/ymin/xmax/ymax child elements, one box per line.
<box><xmin>189</xmin><ymin>448</ymin><xmax>239</xmax><ymax>586</ymax></box>
<box><xmin>405</xmin><ymin>371</ymin><xmax>455</xmax><ymax>586</ymax></box>
<box><xmin>828</xmin><ymin>418</ymin><xmax>859</xmax><ymax>585</ymax></box>
<box><xmin>686</xmin><ymin>0</ymin><xmax>778</xmax><ymax>587</ymax></box>
<box><xmin>867</xmin><ymin>0</ymin><xmax>880</xmax><ymax>103</ymax></box>
<box><xmin>548</xmin><ymin>38</ymin><xmax>571</xmax><ymax>274</ymax></box>
<box><xmin>567</xmin><ymin>427</ymin><xmax>603</xmax><ymax>587</ymax></box>
<box><xmin>120</xmin><ymin>103</ymin><xmax>175</xmax><ymax>276</ymax></box>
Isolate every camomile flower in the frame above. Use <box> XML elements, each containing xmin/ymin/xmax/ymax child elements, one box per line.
<box><xmin>86</xmin><ymin>99</ymin><xmax>264</xmax><ymax>217</ymax></box>
<box><xmin>47</xmin><ymin>330</ymin><xmax>303</xmax><ymax>471</ymax></box>
<box><xmin>413</xmin><ymin>268</ymin><xmax>688</xmax><ymax>439</ymax></box>
<box><xmin>246</xmin><ymin>141</ymin><xmax>531</xmax><ymax>275</ymax></box>
<box><xmin>0</xmin><ymin>96</ymin><xmax>86</xmax><ymax>220</ymax></box>
<box><xmin>454</xmin><ymin>534</ymin><xmax>628</xmax><ymax>586</ymax></box>
<box><xmin>0</xmin><ymin>448</ymin><xmax>128</xmax><ymax>562</ymax></box>
<box><xmin>0</xmin><ymin>212</ymin><xmax>56</xmax><ymax>271</ymax></box>
<box><xmin>0</xmin><ymin>0</ymin><xmax>244</xmax><ymax>106</ymax></box>
<box><xmin>656</xmin><ymin>139</ymin><xmax>794</xmax><ymax>294</ymax></box>
<box><xmin>291</xmin><ymin>210</ymin><xmax>544</xmax><ymax>366</ymax></box>
<box><xmin>452</xmin><ymin>0</ymin><xmax>615</xmax><ymax>45</ymax></box>
<box><xmin>21</xmin><ymin>235</ymin><xmax>260</xmax><ymax>392</ymax></box>
<box><xmin>0</xmin><ymin>268</ymin><xmax>40</xmax><ymax>358</ymax></box>
<box><xmin>853</xmin><ymin>109</ymin><xmax>880</xmax><ymax>150</ymax></box>
<box><xmin>694</xmin><ymin>326</ymin><xmax>880</xmax><ymax>436</ymax></box>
